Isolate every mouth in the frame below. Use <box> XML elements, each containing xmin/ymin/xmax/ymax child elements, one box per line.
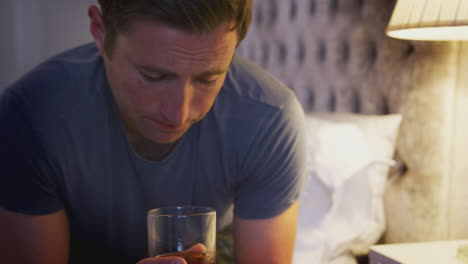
<box><xmin>147</xmin><ymin>118</ymin><xmax>187</xmax><ymax>133</ymax></box>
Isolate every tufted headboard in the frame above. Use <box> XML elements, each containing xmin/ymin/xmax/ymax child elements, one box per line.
<box><xmin>237</xmin><ymin>0</ymin><xmax>468</xmax><ymax>245</ymax></box>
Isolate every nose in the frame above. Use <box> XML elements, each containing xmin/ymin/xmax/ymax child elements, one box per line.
<box><xmin>160</xmin><ymin>80</ymin><xmax>192</xmax><ymax>127</ymax></box>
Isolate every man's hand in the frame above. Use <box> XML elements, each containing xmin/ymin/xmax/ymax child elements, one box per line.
<box><xmin>137</xmin><ymin>244</ymin><xmax>208</xmax><ymax>264</ymax></box>
<box><xmin>137</xmin><ymin>256</ymin><xmax>187</xmax><ymax>264</ymax></box>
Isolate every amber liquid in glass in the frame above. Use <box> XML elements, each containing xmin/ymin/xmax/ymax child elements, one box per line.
<box><xmin>157</xmin><ymin>251</ymin><xmax>215</xmax><ymax>264</ymax></box>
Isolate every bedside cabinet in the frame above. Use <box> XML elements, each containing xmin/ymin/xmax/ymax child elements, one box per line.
<box><xmin>369</xmin><ymin>240</ymin><xmax>468</xmax><ymax>264</ymax></box>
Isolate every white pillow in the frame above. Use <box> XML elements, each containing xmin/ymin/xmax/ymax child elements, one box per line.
<box><xmin>294</xmin><ymin>113</ymin><xmax>402</xmax><ymax>264</ymax></box>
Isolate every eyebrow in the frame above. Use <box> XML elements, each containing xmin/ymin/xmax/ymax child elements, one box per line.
<box><xmin>135</xmin><ymin>64</ymin><xmax>228</xmax><ymax>77</ymax></box>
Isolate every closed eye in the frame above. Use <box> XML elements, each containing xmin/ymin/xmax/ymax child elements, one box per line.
<box><xmin>139</xmin><ymin>71</ymin><xmax>166</xmax><ymax>82</ymax></box>
<box><xmin>197</xmin><ymin>77</ymin><xmax>219</xmax><ymax>85</ymax></box>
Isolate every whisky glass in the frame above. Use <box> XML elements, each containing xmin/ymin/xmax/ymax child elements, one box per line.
<box><xmin>147</xmin><ymin>206</ymin><xmax>216</xmax><ymax>264</ymax></box>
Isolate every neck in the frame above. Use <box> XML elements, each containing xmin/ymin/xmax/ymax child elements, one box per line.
<box><xmin>131</xmin><ymin>138</ymin><xmax>177</xmax><ymax>162</ymax></box>
<box><xmin>120</xmin><ymin>113</ymin><xmax>177</xmax><ymax>162</ymax></box>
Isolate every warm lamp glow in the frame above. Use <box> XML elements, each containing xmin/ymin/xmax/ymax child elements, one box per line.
<box><xmin>386</xmin><ymin>0</ymin><xmax>468</xmax><ymax>41</ymax></box>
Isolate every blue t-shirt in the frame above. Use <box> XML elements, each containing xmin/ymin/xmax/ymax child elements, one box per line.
<box><xmin>0</xmin><ymin>43</ymin><xmax>307</xmax><ymax>264</ymax></box>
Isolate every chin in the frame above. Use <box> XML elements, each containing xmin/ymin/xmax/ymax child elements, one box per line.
<box><xmin>152</xmin><ymin>138</ymin><xmax>179</xmax><ymax>145</ymax></box>
<box><xmin>148</xmin><ymin>132</ymin><xmax>185</xmax><ymax>145</ymax></box>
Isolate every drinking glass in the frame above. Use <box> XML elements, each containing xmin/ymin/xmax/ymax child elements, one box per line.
<box><xmin>147</xmin><ymin>206</ymin><xmax>216</xmax><ymax>264</ymax></box>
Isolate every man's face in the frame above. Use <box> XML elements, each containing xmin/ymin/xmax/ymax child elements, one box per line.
<box><xmin>102</xmin><ymin>19</ymin><xmax>238</xmax><ymax>144</ymax></box>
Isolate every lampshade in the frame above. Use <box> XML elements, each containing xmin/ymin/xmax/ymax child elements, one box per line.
<box><xmin>386</xmin><ymin>0</ymin><xmax>468</xmax><ymax>41</ymax></box>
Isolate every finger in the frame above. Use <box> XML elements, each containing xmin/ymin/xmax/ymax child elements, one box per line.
<box><xmin>187</xmin><ymin>243</ymin><xmax>207</xmax><ymax>253</ymax></box>
<box><xmin>136</xmin><ymin>256</ymin><xmax>187</xmax><ymax>264</ymax></box>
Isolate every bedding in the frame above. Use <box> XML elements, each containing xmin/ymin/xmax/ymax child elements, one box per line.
<box><xmin>294</xmin><ymin>113</ymin><xmax>402</xmax><ymax>264</ymax></box>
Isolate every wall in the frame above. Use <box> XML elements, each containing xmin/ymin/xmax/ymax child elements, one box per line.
<box><xmin>0</xmin><ymin>0</ymin><xmax>95</xmax><ymax>93</ymax></box>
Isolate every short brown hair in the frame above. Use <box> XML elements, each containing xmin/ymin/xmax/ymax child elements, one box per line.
<box><xmin>98</xmin><ymin>0</ymin><xmax>252</xmax><ymax>57</ymax></box>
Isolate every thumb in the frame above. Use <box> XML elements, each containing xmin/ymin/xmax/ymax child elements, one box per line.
<box><xmin>187</xmin><ymin>243</ymin><xmax>207</xmax><ymax>253</ymax></box>
<box><xmin>136</xmin><ymin>256</ymin><xmax>187</xmax><ymax>264</ymax></box>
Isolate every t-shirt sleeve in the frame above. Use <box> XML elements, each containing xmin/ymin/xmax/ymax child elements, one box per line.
<box><xmin>0</xmin><ymin>88</ymin><xmax>64</xmax><ymax>215</ymax></box>
<box><xmin>234</xmin><ymin>94</ymin><xmax>308</xmax><ymax>219</ymax></box>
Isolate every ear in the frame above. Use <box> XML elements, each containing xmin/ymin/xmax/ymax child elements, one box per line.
<box><xmin>88</xmin><ymin>5</ymin><xmax>107</xmax><ymax>58</ymax></box>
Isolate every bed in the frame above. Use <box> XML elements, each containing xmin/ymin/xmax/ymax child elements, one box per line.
<box><xmin>235</xmin><ymin>0</ymin><xmax>468</xmax><ymax>262</ymax></box>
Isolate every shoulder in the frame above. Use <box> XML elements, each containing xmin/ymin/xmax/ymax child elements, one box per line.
<box><xmin>224</xmin><ymin>56</ymin><xmax>299</xmax><ymax>111</ymax></box>
<box><xmin>206</xmin><ymin>55</ymin><xmax>306</xmax><ymax>164</ymax></box>
<box><xmin>3</xmin><ymin>43</ymin><xmax>105</xmax><ymax>118</ymax></box>
<box><xmin>217</xmin><ymin>56</ymin><xmax>304</xmax><ymax>129</ymax></box>
<box><xmin>17</xmin><ymin>42</ymin><xmax>101</xmax><ymax>88</ymax></box>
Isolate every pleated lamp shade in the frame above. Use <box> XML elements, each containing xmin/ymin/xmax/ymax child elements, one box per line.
<box><xmin>386</xmin><ymin>0</ymin><xmax>468</xmax><ymax>41</ymax></box>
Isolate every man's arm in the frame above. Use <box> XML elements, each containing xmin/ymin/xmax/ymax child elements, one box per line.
<box><xmin>0</xmin><ymin>208</ymin><xmax>70</xmax><ymax>264</ymax></box>
<box><xmin>233</xmin><ymin>201</ymin><xmax>299</xmax><ymax>264</ymax></box>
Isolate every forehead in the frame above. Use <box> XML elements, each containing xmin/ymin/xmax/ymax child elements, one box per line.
<box><xmin>117</xmin><ymin>19</ymin><xmax>238</xmax><ymax>71</ymax></box>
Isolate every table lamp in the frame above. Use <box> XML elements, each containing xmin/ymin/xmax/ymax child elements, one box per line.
<box><xmin>386</xmin><ymin>0</ymin><xmax>468</xmax><ymax>41</ymax></box>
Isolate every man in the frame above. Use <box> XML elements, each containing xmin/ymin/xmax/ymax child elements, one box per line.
<box><xmin>0</xmin><ymin>1</ymin><xmax>307</xmax><ymax>264</ymax></box>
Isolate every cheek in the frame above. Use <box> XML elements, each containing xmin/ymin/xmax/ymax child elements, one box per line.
<box><xmin>122</xmin><ymin>79</ymin><xmax>145</xmax><ymax>102</ymax></box>
<box><xmin>113</xmin><ymin>73</ymin><xmax>152</xmax><ymax>116</ymax></box>
<box><xmin>106</xmin><ymin>59</ymin><xmax>154</xmax><ymax>119</ymax></box>
<box><xmin>192</xmin><ymin>86</ymin><xmax>222</xmax><ymax>114</ymax></box>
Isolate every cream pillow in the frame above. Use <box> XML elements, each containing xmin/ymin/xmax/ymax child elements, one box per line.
<box><xmin>294</xmin><ymin>113</ymin><xmax>402</xmax><ymax>264</ymax></box>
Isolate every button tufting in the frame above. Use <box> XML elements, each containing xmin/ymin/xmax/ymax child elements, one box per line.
<box><xmin>357</xmin><ymin>0</ymin><xmax>365</xmax><ymax>11</ymax></box>
<box><xmin>328</xmin><ymin>89</ymin><xmax>337</xmax><ymax>111</ymax></box>
<box><xmin>261</xmin><ymin>43</ymin><xmax>270</xmax><ymax>67</ymax></box>
<box><xmin>297</xmin><ymin>38</ymin><xmax>306</xmax><ymax>65</ymax></box>
<box><xmin>339</xmin><ymin>40</ymin><xmax>350</xmax><ymax>65</ymax></box>
<box><xmin>269</xmin><ymin>0</ymin><xmax>278</xmax><ymax>26</ymax></box>
<box><xmin>368</xmin><ymin>41</ymin><xmax>378</xmax><ymax>68</ymax></box>
<box><xmin>290</xmin><ymin>0</ymin><xmax>297</xmax><ymax>21</ymax></box>
<box><xmin>255</xmin><ymin>6</ymin><xmax>263</xmax><ymax>27</ymax></box>
<box><xmin>352</xmin><ymin>90</ymin><xmax>361</xmax><ymax>113</ymax></box>
<box><xmin>278</xmin><ymin>43</ymin><xmax>287</xmax><ymax>64</ymax></box>
<box><xmin>379</xmin><ymin>96</ymin><xmax>390</xmax><ymax>115</ymax></box>
<box><xmin>307</xmin><ymin>89</ymin><xmax>315</xmax><ymax>111</ymax></box>
<box><xmin>309</xmin><ymin>0</ymin><xmax>316</xmax><ymax>16</ymax></box>
<box><xmin>317</xmin><ymin>39</ymin><xmax>327</xmax><ymax>63</ymax></box>
<box><xmin>329</xmin><ymin>0</ymin><xmax>339</xmax><ymax>19</ymax></box>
